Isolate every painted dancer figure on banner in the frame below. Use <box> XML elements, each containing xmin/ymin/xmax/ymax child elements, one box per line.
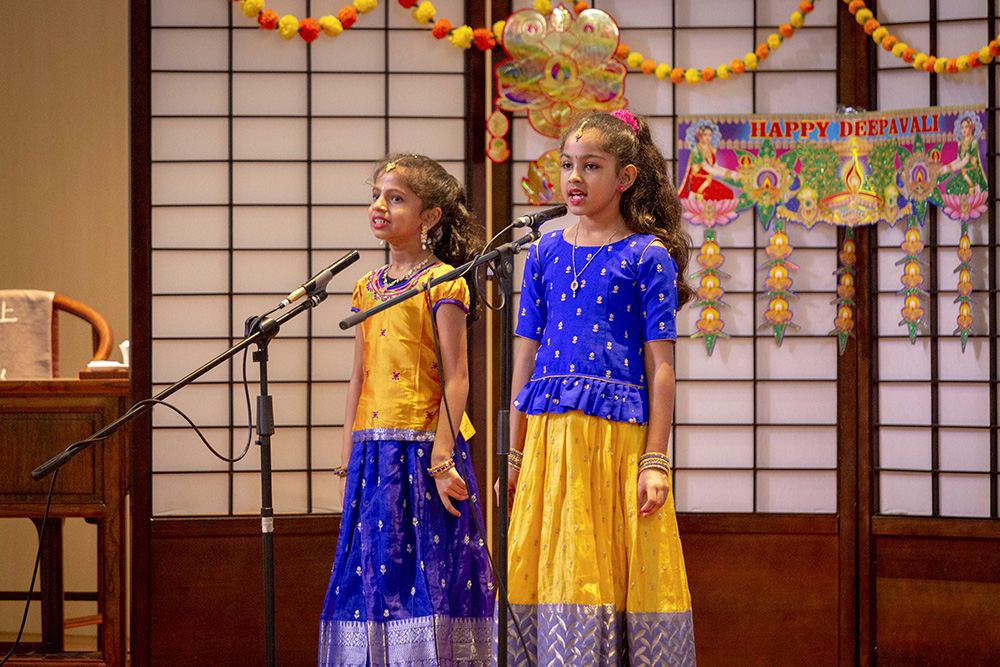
<box><xmin>319</xmin><ymin>154</ymin><xmax>493</xmax><ymax>667</ymax></box>
<box><xmin>938</xmin><ymin>111</ymin><xmax>988</xmax><ymax>222</ymax></box>
<box><xmin>678</xmin><ymin>120</ymin><xmax>741</xmax><ymax>226</ymax></box>
<box><xmin>498</xmin><ymin>109</ymin><xmax>697</xmax><ymax>667</ymax></box>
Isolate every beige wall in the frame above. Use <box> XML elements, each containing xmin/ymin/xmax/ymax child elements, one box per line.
<box><xmin>0</xmin><ymin>1</ymin><xmax>130</xmax><ymax>375</ymax></box>
<box><xmin>0</xmin><ymin>0</ymin><xmax>129</xmax><ymax>641</ymax></box>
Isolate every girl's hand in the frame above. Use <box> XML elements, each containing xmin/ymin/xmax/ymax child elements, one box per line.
<box><xmin>434</xmin><ymin>466</ymin><xmax>469</xmax><ymax>517</ymax></box>
<box><xmin>339</xmin><ymin>476</ymin><xmax>347</xmax><ymax>506</ymax></box>
<box><xmin>493</xmin><ymin>467</ymin><xmax>519</xmax><ymax>515</ymax></box>
<box><xmin>637</xmin><ymin>468</ymin><xmax>669</xmax><ymax>518</ymax></box>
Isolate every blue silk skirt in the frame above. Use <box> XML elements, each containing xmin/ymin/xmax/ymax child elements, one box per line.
<box><xmin>319</xmin><ymin>436</ymin><xmax>494</xmax><ymax>667</ymax></box>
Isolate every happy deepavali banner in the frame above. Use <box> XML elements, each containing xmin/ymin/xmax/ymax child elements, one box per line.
<box><xmin>677</xmin><ymin>106</ymin><xmax>987</xmax><ymax>355</ymax></box>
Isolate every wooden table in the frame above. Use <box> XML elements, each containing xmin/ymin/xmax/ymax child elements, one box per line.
<box><xmin>0</xmin><ymin>379</ymin><xmax>129</xmax><ymax>667</ymax></box>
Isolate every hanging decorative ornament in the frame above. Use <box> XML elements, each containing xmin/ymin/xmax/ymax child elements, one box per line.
<box><xmin>486</xmin><ymin>108</ymin><xmax>511</xmax><ymax>163</ymax></box>
<box><xmin>830</xmin><ymin>229</ymin><xmax>857</xmax><ymax>354</ymax></box>
<box><xmin>896</xmin><ymin>223</ymin><xmax>928</xmax><ymax>342</ymax></box>
<box><xmin>733</xmin><ymin>138</ymin><xmax>796</xmax><ymax>230</ymax></box>
<box><xmin>758</xmin><ymin>222</ymin><xmax>799</xmax><ymax>345</ymax></box>
<box><xmin>691</xmin><ymin>230</ymin><xmax>730</xmax><ymax>355</ymax></box>
<box><xmin>521</xmin><ymin>149</ymin><xmax>562</xmax><ymax>205</ymax></box>
<box><xmin>953</xmin><ymin>223</ymin><xmax>973</xmax><ymax>350</ymax></box>
<box><xmin>495</xmin><ymin>4</ymin><xmax>626</xmax><ymax>145</ymax></box>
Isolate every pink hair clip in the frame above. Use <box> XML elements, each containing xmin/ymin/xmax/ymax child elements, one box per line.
<box><xmin>611</xmin><ymin>108</ymin><xmax>639</xmax><ymax>134</ymax></box>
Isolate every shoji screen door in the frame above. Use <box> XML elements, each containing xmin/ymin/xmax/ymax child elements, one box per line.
<box><xmin>509</xmin><ymin>0</ymin><xmax>841</xmax><ymax>514</ymax></box>
<box><xmin>149</xmin><ymin>0</ymin><xmax>469</xmax><ymax>517</ymax></box>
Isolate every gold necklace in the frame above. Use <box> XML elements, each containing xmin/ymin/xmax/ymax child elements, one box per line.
<box><xmin>385</xmin><ymin>253</ymin><xmax>434</xmax><ymax>286</ymax></box>
<box><xmin>570</xmin><ymin>221</ymin><xmax>625</xmax><ymax>297</ymax></box>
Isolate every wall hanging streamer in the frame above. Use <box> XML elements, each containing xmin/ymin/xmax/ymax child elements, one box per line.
<box><xmin>677</xmin><ymin>105</ymin><xmax>988</xmax><ymax>355</ymax></box>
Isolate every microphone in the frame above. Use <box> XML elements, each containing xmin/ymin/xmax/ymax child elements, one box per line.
<box><xmin>280</xmin><ymin>250</ymin><xmax>361</xmax><ymax>308</ymax></box>
<box><xmin>513</xmin><ymin>204</ymin><xmax>568</xmax><ymax>228</ymax></box>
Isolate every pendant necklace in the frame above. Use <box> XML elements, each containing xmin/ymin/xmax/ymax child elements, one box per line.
<box><xmin>385</xmin><ymin>252</ymin><xmax>434</xmax><ymax>287</ymax></box>
<box><xmin>570</xmin><ymin>221</ymin><xmax>625</xmax><ymax>297</ymax></box>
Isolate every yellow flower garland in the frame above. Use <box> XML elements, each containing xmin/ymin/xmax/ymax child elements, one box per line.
<box><xmin>843</xmin><ymin>0</ymin><xmax>998</xmax><ymax>73</ymax></box>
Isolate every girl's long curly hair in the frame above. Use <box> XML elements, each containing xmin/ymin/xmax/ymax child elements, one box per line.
<box><xmin>372</xmin><ymin>154</ymin><xmax>483</xmax><ymax>316</ymax></box>
<box><xmin>560</xmin><ymin>112</ymin><xmax>694</xmax><ymax>308</ymax></box>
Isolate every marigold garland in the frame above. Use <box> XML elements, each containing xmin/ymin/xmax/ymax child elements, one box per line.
<box><xmin>616</xmin><ymin>0</ymin><xmax>823</xmax><ymax>84</ymax></box>
<box><xmin>843</xmin><ymin>0</ymin><xmax>999</xmax><ymax>73</ymax></box>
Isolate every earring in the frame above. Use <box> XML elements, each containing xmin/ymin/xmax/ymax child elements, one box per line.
<box><xmin>618</xmin><ymin>184</ymin><xmax>624</xmax><ymax>192</ymax></box>
<box><xmin>420</xmin><ymin>226</ymin><xmax>428</xmax><ymax>250</ymax></box>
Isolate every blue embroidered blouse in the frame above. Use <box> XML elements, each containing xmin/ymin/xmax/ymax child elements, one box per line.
<box><xmin>513</xmin><ymin>230</ymin><xmax>679</xmax><ymax>424</ymax></box>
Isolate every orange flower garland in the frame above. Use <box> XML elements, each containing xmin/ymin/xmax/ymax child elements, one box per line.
<box><xmin>843</xmin><ymin>0</ymin><xmax>999</xmax><ymax>73</ymax></box>
<box><xmin>615</xmin><ymin>0</ymin><xmax>822</xmax><ymax>84</ymax></box>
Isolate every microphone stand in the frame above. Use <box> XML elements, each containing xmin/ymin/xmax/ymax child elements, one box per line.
<box><xmin>33</xmin><ymin>289</ymin><xmax>332</xmax><ymax>667</ymax></box>
<box><xmin>340</xmin><ymin>223</ymin><xmax>544</xmax><ymax>667</ymax></box>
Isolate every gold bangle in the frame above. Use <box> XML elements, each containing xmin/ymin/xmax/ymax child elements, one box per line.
<box><xmin>508</xmin><ymin>449</ymin><xmax>523</xmax><ymax>466</ymax></box>
<box><xmin>638</xmin><ymin>461</ymin><xmax>670</xmax><ymax>474</ymax></box>
<box><xmin>332</xmin><ymin>466</ymin><xmax>348</xmax><ymax>478</ymax></box>
<box><xmin>427</xmin><ymin>458</ymin><xmax>456</xmax><ymax>477</ymax></box>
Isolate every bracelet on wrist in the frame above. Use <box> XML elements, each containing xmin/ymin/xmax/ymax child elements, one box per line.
<box><xmin>427</xmin><ymin>458</ymin><xmax>456</xmax><ymax>477</ymax></box>
<box><xmin>332</xmin><ymin>466</ymin><xmax>348</xmax><ymax>478</ymax></box>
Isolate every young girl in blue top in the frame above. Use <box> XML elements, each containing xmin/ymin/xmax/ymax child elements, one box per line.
<box><xmin>501</xmin><ymin>110</ymin><xmax>697</xmax><ymax>666</ymax></box>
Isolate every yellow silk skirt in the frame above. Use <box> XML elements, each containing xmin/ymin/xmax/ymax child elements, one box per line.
<box><xmin>507</xmin><ymin>410</ymin><xmax>692</xmax><ymax>613</ymax></box>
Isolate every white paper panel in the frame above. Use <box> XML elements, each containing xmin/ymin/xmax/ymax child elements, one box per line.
<box><xmin>759</xmin><ymin>0</ymin><xmax>836</xmax><ymax>25</ymax></box>
<box><xmin>783</xmin><ymin>222</ymin><xmax>837</xmax><ymax>249</ymax></box>
<box><xmin>878</xmin><ymin>0</ymin><xmax>929</xmax><ymax>23</ymax></box>
<box><xmin>879</xmin><ymin>428</ymin><xmax>932</xmax><ymax>471</ymax></box>
<box><xmin>233</xmin><ymin>472</ymin><xmax>309</xmax><ymax>514</ymax></box>
<box><xmin>877</xmin><ymin>246</ymin><xmax>914</xmax><ymax>292</ymax></box>
<box><xmin>151</xmin><ymin>383</ymin><xmax>231</xmax><ymax>427</ymax></box>
<box><xmin>755</xmin><ymin>248</ymin><xmax>836</xmax><ymax>292</ymax></box>
<box><xmin>240</xmin><ymin>339</ymin><xmax>309</xmax><ymax>382</ymax></box>
<box><xmin>649</xmin><ymin>118</ymin><xmax>676</xmax><ymax>160</ymax></box>
<box><xmin>152</xmin><ymin>0</ymin><xmax>229</xmax><ymax>26</ymax></box>
<box><xmin>875</xmin><ymin>24</ymin><xmax>930</xmax><ymax>70</ymax></box>
<box><xmin>312</xmin><ymin>339</ymin><xmax>362</xmax><ymax>382</ymax></box>
<box><xmin>876</xmin><ymin>295</ymin><xmax>926</xmax><ymax>339</ymax></box>
<box><xmin>152</xmin><ymin>250</ymin><xmax>229</xmax><ymax>294</ymax></box>
<box><xmin>673</xmin><ymin>426</ymin><xmax>755</xmax><ymax>468</ymax></box>
<box><xmin>313</xmin><ymin>162</ymin><xmax>375</xmax><ymax>206</ymax></box>
<box><xmin>312</xmin><ymin>29</ymin><xmax>386</xmax><ymax>73</ymax></box>
<box><xmin>940</xmin><ymin>429</ymin><xmax>992</xmax><ymax>472</ymax></box>
<box><xmin>312</xmin><ymin>206</ymin><xmax>385</xmax><ymax>248</ymax></box>
<box><xmin>877</xmin><ymin>222</ymin><xmax>905</xmax><ymax>248</ymax></box>
<box><xmin>675</xmin><ymin>72</ymin><xmax>754</xmax><ymax>116</ymax></box>
<box><xmin>938</xmin><ymin>383</ymin><xmax>991</xmax><ymax>427</ymax></box>
<box><xmin>152</xmin><ymin>73</ymin><xmax>230</xmax><ymax>116</ymax></box>
<box><xmin>234</xmin><ymin>207</ymin><xmax>309</xmax><ymax>249</ymax></box>
<box><xmin>233</xmin><ymin>118</ymin><xmax>308</xmax><ymax>161</ymax></box>
<box><xmin>232</xmin><ymin>73</ymin><xmax>309</xmax><ymax>116</ymax></box>
<box><xmin>676</xmin><ymin>337</ymin><xmax>755</xmax><ymax>380</ymax></box>
<box><xmin>936</xmin><ymin>247</ymin><xmax>989</xmax><ymax>291</ymax></box>
<box><xmin>710</xmin><ymin>248</ymin><xmax>755</xmax><ymax>292</ymax></box>
<box><xmin>511</xmin><ymin>118</ymin><xmax>560</xmax><ymax>166</ymax></box>
<box><xmin>756</xmin><ymin>73</ymin><xmax>837</xmax><ymax>114</ymax></box>
<box><xmin>152</xmin><ymin>340</ymin><xmax>232</xmax><ymax>384</ymax></box>
<box><xmin>674</xmin><ymin>471</ymin><xmax>754</xmax><ymax>513</ymax></box>
<box><xmin>675</xmin><ymin>2</ymin><xmax>752</xmax><ymax>27</ymax></box>
<box><xmin>760</xmin><ymin>27</ymin><xmax>837</xmax><ymax>70</ymax></box>
<box><xmin>312</xmin><ymin>295</ymin><xmax>367</xmax><ymax>338</ymax></box>
<box><xmin>756</xmin><ymin>338</ymin><xmax>837</xmax><ymax>381</ymax></box>
<box><xmin>152</xmin><ymin>29</ymin><xmax>229</xmax><ymax>71</ymax></box>
<box><xmin>153</xmin><ymin>118</ymin><xmax>229</xmax><ymax>161</ymax></box>
<box><xmin>314</xmin><ymin>250</ymin><xmax>386</xmax><ymax>295</ymax></box>
<box><xmin>623</xmin><ymin>73</ymin><xmax>674</xmax><ymax>118</ymax></box>
<box><xmin>388</xmin><ymin>119</ymin><xmax>465</xmax><ymax>161</ymax></box>
<box><xmin>878</xmin><ymin>339</ymin><xmax>932</xmax><ymax>381</ymax></box>
<box><xmin>878</xmin><ymin>70</ymin><xmax>930</xmax><ymax>112</ymax></box>
<box><xmin>312</xmin><ymin>383</ymin><xmax>353</xmax><ymax>426</ymax></box>
<box><xmin>675</xmin><ymin>381</ymin><xmax>754</xmax><ymax>424</ymax></box>
<box><xmin>153</xmin><ymin>295</ymin><xmax>231</xmax><ymax>338</ymax></box>
<box><xmin>234</xmin><ymin>383</ymin><xmax>309</xmax><ymax>427</ymax></box>
<box><xmin>153</xmin><ymin>474</ymin><xmax>230</xmax><ymax>516</ymax></box>
<box><xmin>233</xmin><ymin>250</ymin><xmax>307</xmax><ymax>293</ymax></box>
<box><xmin>233</xmin><ymin>162</ymin><xmax>308</xmax><ymax>205</ymax></box>
<box><xmin>756</xmin><ymin>382</ymin><xmax>837</xmax><ymax>424</ymax></box>
<box><xmin>152</xmin><ymin>163</ymin><xmax>229</xmax><ymax>205</ymax></box>
<box><xmin>311</xmin><ymin>118</ymin><xmax>386</xmax><ymax>160</ymax></box>
<box><xmin>312</xmin><ymin>74</ymin><xmax>385</xmax><ymax>116</ymax></box>
<box><xmin>758</xmin><ymin>426</ymin><xmax>837</xmax><ymax>469</ymax></box>
<box><xmin>232</xmin><ymin>427</ymin><xmax>309</xmax><ymax>472</ymax></box>
<box><xmin>939</xmin><ymin>68</ymin><xmax>989</xmax><ymax>107</ymax></box>
<box><xmin>879</xmin><ymin>472</ymin><xmax>932</xmax><ymax>515</ymax></box>
<box><xmin>152</xmin><ymin>428</ymin><xmax>232</xmax><ymax>472</ymax></box>
<box><xmin>232</xmin><ymin>30</ymin><xmax>307</xmax><ymax>72</ymax></box>
<box><xmin>153</xmin><ymin>207</ymin><xmax>230</xmax><ymax>248</ymax></box>
<box><xmin>879</xmin><ymin>383</ymin><xmax>932</xmax><ymax>426</ymax></box>
<box><xmin>388</xmin><ymin>74</ymin><xmax>465</xmax><ymax>117</ymax></box>
<box><xmin>939</xmin><ymin>474</ymin><xmax>991</xmax><ymax>518</ymax></box>
<box><xmin>603</xmin><ymin>0</ymin><xmax>673</xmax><ymax>25</ymax></box>
<box><xmin>312</xmin><ymin>471</ymin><xmax>343</xmax><ymax>513</ymax></box>
<box><xmin>311</xmin><ymin>427</ymin><xmax>346</xmax><ymax>469</ymax></box>
<box><xmin>614</xmin><ymin>28</ymin><xmax>674</xmax><ymax>72</ymax></box>
<box><xmin>757</xmin><ymin>471</ymin><xmax>836</xmax><ymax>513</ymax></box>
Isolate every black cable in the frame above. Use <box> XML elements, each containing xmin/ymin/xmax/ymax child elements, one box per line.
<box><xmin>0</xmin><ymin>470</ymin><xmax>58</xmax><ymax>666</ymax></box>
<box><xmin>425</xmin><ymin>283</ymin><xmax>534</xmax><ymax>667</ymax></box>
